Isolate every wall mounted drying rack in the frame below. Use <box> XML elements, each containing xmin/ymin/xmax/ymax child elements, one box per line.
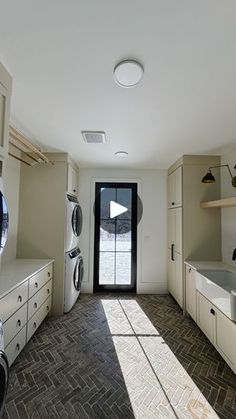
<box><xmin>9</xmin><ymin>126</ymin><xmax>54</xmax><ymax>166</ymax></box>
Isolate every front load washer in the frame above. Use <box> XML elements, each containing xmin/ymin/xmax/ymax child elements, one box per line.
<box><xmin>65</xmin><ymin>194</ymin><xmax>82</xmax><ymax>252</ymax></box>
<box><xmin>64</xmin><ymin>247</ymin><xmax>84</xmax><ymax>313</ymax></box>
<box><xmin>0</xmin><ymin>178</ymin><xmax>9</xmax><ymax>255</ymax></box>
<box><xmin>0</xmin><ymin>319</ymin><xmax>9</xmax><ymax>418</ymax></box>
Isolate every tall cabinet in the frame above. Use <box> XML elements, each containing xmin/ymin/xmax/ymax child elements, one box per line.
<box><xmin>167</xmin><ymin>155</ymin><xmax>222</xmax><ymax>309</ymax></box>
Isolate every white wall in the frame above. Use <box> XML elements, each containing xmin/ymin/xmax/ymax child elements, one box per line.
<box><xmin>2</xmin><ymin>156</ymin><xmax>21</xmax><ymax>264</ymax></box>
<box><xmin>221</xmin><ymin>147</ymin><xmax>236</xmax><ymax>266</ymax></box>
<box><xmin>79</xmin><ymin>168</ymin><xmax>167</xmax><ymax>294</ymax></box>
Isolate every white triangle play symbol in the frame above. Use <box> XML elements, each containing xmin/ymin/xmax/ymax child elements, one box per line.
<box><xmin>110</xmin><ymin>201</ymin><xmax>128</xmax><ymax>219</ymax></box>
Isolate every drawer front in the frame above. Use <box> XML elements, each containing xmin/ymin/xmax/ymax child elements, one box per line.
<box><xmin>27</xmin><ymin>296</ymin><xmax>52</xmax><ymax>342</ymax></box>
<box><xmin>0</xmin><ymin>281</ymin><xmax>28</xmax><ymax>322</ymax></box>
<box><xmin>5</xmin><ymin>326</ymin><xmax>27</xmax><ymax>367</ymax></box>
<box><xmin>3</xmin><ymin>304</ymin><xmax>27</xmax><ymax>347</ymax></box>
<box><xmin>28</xmin><ymin>279</ymin><xmax>52</xmax><ymax>320</ymax></box>
<box><xmin>29</xmin><ymin>263</ymin><xmax>53</xmax><ymax>298</ymax></box>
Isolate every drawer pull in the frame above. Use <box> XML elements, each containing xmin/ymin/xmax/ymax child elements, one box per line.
<box><xmin>48</xmin><ymin>272</ymin><xmax>50</xmax><ymax>277</ymax></box>
<box><xmin>210</xmin><ymin>308</ymin><xmax>215</xmax><ymax>316</ymax></box>
<box><xmin>33</xmin><ymin>322</ymin><xmax>37</xmax><ymax>329</ymax></box>
<box><xmin>35</xmin><ymin>282</ymin><xmax>38</xmax><ymax>288</ymax></box>
<box><xmin>46</xmin><ymin>305</ymin><xmax>49</xmax><ymax>311</ymax></box>
<box><xmin>17</xmin><ymin>295</ymin><xmax>22</xmax><ymax>303</ymax></box>
<box><xmin>188</xmin><ymin>268</ymin><xmax>191</xmax><ymax>273</ymax></box>
<box><xmin>16</xmin><ymin>343</ymin><xmax>20</xmax><ymax>351</ymax></box>
<box><xmin>34</xmin><ymin>302</ymin><xmax>38</xmax><ymax>309</ymax></box>
<box><xmin>172</xmin><ymin>202</ymin><xmax>175</xmax><ymax>206</ymax></box>
<box><xmin>73</xmin><ymin>189</ymin><xmax>76</xmax><ymax>193</ymax></box>
<box><xmin>47</xmin><ymin>289</ymin><xmax>50</xmax><ymax>294</ymax></box>
<box><xmin>17</xmin><ymin>320</ymin><xmax>21</xmax><ymax>327</ymax></box>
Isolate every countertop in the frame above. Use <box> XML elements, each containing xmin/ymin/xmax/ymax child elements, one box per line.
<box><xmin>185</xmin><ymin>260</ymin><xmax>236</xmax><ymax>273</ymax></box>
<box><xmin>0</xmin><ymin>259</ymin><xmax>54</xmax><ymax>299</ymax></box>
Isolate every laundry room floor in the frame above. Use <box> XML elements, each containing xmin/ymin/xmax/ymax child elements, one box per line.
<box><xmin>3</xmin><ymin>294</ymin><xmax>236</xmax><ymax>419</ymax></box>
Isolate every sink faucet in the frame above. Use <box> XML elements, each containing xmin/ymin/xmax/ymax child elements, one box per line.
<box><xmin>232</xmin><ymin>248</ymin><xmax>236</xmax><ymax>261</ymax></box>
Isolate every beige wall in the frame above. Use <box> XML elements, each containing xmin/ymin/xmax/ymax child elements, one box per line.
<box><xmin>79</xmin><ymin>168</ymin><xmax>167</xmax><ymax>294</ymax></box>
<box><xmin>221</xmin><ymin>147</ymin><xmax>236</xmax><ymax>265</ymax></box>
<box><xmin>2</xmin><ymin>156</ymin><xmax>21</xmax><ymax>264</ymax></box>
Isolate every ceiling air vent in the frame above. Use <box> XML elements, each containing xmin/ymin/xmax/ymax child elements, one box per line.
<box><xmin>81</xmin><ymin>131</ymin><xmax>106</xmax><ymax>144</ymax></box>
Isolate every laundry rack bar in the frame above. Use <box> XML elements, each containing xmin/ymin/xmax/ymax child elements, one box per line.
<box><xmin>9</xmin><ymin>125</ymin><xmax>54</xmax><ymax>166</ymax></box>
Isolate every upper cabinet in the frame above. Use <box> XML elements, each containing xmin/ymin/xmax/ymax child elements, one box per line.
<box><xmin>0</xmin><ymin>62</ymin><xmax>12</xmax><ymax>160</ymax></box>
<box><xmin>167</xmin><ymin>166</ymin><xmax>182</xmax><ymax>208</ymax></box>
<box><xmin>67</xmin><ymin>164</ymin><xmax>79</xmax><ymax>196</ymax></box>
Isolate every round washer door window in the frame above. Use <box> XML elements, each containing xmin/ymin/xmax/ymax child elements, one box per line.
<box><xmin>72</xmin><ymin>205</ymin><xmax>82</xmax><ymax>237</ymax></box>
<box><xmin>0</xmin><ymin>192</ymin><xmax>9</xmax><ymax>254</ymax></box>
<box><xmin>73</xmin><ymin>257</ymin><xmax>84</xmax><ymax>291</ymax></box>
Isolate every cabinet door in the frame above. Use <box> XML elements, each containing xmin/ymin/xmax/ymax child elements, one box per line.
<box><xmin>197</xmin><ymin>292</ymin><xmax>215</xmax><ymax>343</ymax></box>
<box><xmin>0</xmin><ymin>83</ymin><xmax>10</xmax><ymax>157</ymax></box>
<box><xmin>175</xmin><ymin>252</ymin><xmax>183</xmax><ymax>308</ymax></box>
<box><xmin>168</xmin><ymin>209</ymin><xmax>175</xmax><ymax>249</ymax></box>
<box><xmin>167</xmin><ymin>249</ymin><xmax>175</xmax><ymax>296</ymax></box>
<box><xmin>175</xmin><ymin>207</ymin><xmax>182</xmax><ymax>254</ymax></box>
<box><xmin>168</xmin><ymin>167</ymin><xmax>182</xmax><ymax>208</ymax></box>
<box><xmin>186</xmin><ymin>265</ymin><xmax>197</xmax><ymax>321</ymax></box>
<box><xmin>215</xmin><ymin>308</ymin><xmax>236</xmax><ymax>368</ymax></box>
<box><xmin>174</xmin><ymin>166</ymin><xmax>182</xmax><ymax>207</ymax></box>
<box><xmin>67</xmin><ymin>165</ymin><xmax>78</xmax><ymax>196</ymax></box>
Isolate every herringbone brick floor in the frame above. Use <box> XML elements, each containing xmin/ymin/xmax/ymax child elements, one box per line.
<box><xmin>3</xmin><ymin>295</ymin><xmax>236</xmax><ymax>418</ymax></box>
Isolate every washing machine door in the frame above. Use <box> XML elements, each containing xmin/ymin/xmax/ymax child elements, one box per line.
<box><xmin>74</xmin><ymin>256</ymin><xmax>84</xmax><ymax>291</ymax></box>
<box><xmin>0</xmin><ymin>192</ymin><xmax>9</xmax><ymax>255</ymax></box>
<box><xmin>72</xmin><ymin>204</ymin><xmax>82</xmax><ymax>238</ymax></box>
<box><xmin>0</xmin><ymin>351</ymin><xmax>9</xmax><ymax>418</ymax></box>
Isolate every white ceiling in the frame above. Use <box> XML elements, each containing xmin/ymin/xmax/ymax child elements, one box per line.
<box><xmin>1</xmin><ymin>0</ymin><xmax>236</xmax><ymax>168</ymax></box>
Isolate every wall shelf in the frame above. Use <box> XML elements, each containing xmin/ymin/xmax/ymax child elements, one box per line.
<box><xmin>201</xmin><ymin>197</ymin><xmax>236</xmax><ymax>209</ymax></box>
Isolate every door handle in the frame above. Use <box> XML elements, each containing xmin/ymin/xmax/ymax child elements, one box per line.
<box><xmin>171</xmin><ymin>244</ymin><xmax>175</xmax><ymax>261</ymax></box>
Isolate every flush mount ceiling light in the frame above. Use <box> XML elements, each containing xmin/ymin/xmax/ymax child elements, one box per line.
<box><xmin>201</xmin><ymin>164</ymin><xmax>236</xmax><ymax>187</ymax></box>
<box><xmin>114</xmin><ymin>60</ymin><xmax>144</xmax><ymax>88</ymax></box>
<box><xmin>114</xmin><ymin>151</ymin><xmax>128</xmax><ymax>158</ymax></box>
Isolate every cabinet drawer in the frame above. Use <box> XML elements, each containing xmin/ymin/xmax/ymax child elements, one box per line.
<box><xmin>27</xmin><ymin>296</ymin><xmax>52</xmax><ymax>342</ymax></box>
<box><xmin>197</xmin><ymin>292</ymin><xmax>215</xmax><ymax>343</ymax></box>
<box><xmin>28</xmin><ymin>279</ymin><xmax>52</xmax><ymax>320</ymax></box>
<box><xmin>5</xmin><ymin>326</ymin><xmax>27</xmax><ymax>367</ymax></box>
<box><xmin>3</xmin><ymin>303</ymin><xmax>27</xmax><ymax>347</ymax></box>
<box><xmin>215</xmin><ymin>308</ymin><xmax>236</xmax><ymax>367</ymax></box>
<box><xmin>0</xmin><ymin>281</ymin><xmax>28</xmax><ymax>322</ymax></box>
<box><xmin>29</xmin><ymin>264</ymin><xmax>53</xmax><ymax>298</ymax></box>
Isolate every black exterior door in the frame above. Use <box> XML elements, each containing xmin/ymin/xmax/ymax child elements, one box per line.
<box><xmin>94</xmin><ymin>183</ymin><xmax>137</xmax><ymax>292</ymax></box>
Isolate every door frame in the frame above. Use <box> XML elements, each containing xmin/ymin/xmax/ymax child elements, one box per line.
<box><xmin>93</xmin><ymin>181</ymin><xmax>138</xmax><ymax>293</ymax></box>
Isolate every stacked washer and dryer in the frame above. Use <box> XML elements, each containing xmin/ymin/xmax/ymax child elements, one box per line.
<box><xmin>64</xmin><ymin>194</ymin><xmax>84</xmax><ymax>313</ymax></box>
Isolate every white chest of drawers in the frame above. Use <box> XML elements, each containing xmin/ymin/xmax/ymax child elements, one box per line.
<box><xmin>0</xmin><ymin>259</ymin><xmax>54</xmax><ymax>366</ymax></box>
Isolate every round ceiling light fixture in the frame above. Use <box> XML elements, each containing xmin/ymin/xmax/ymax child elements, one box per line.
<box><xmin>114</xmin><ymin>151</ymin><xmax>128</xmax><ymax>158</ymax></box>
<box><xmin>114</xmin><ymin>60</ymin><xmax>144</xmax><ymax>88</ymax></box>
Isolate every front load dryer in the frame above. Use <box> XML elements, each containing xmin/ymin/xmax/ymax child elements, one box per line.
<box><xmin>64</xmin><ymin>247</ymin><xmax>84</xmax><ymax>313</ymax></box>
<box><xmin>0</xmin><ymin>319</ymin><xmax>9</xmax><ymax>418</ymax></box>
<box><xmin>65</xmin><ymin>194</ymin><xmax>82</xmax><ymax>252</ymax></box>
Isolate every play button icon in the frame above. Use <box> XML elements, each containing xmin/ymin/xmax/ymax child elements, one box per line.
<box><xmin>110</xmin><ymin>201</ymin><xmax>128</xmax><ymax>219</ymax></box>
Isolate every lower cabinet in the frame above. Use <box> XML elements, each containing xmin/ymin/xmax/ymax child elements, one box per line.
<box><xmin>185</xmin><ymin>265</ymin><xmax>197</xmax><ymax>321</ymax></box>
<box><xmin>5</xmin><ymin>326</ymin><xmax>27</xmax><ymax>367</ymax></box>
<box><xmin>197</xmin><ymin>292</ymin><xmax>215</xmax><ymax>343</ymax></box>
<box><xmin>2</xmin><ymin>262</ymin><xmax>53</xmax><ymax>366</ymax></box>
<box><xmin>196</xmin><ymin>290</ymin><xmax>236</xmax><ymax>374</ymax></box>
<box><xmin>168</xmin><ymin>249</ymin><xmax>183</xmax><ymax>308</ymax></box>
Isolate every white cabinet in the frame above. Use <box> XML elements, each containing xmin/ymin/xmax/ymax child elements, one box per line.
<box><xmin>168</xmin><ymin>166</ymin><xmax>182</xmax><ymax>208</ymax></box>
<box><xmin>67</xmin><ymin>164</ymin><xmax>78</xmax><ymax>196</ymax></box>
<box><xmin>196</xmin><ymin>290</ymin><xmax>236</xmax><ymax>374</ymax></box>
<box><xmin>167</xmin><ymin>248</ymin><xmax>183</xmax><ymax>308</ymax></box>
<box><xmin>1</xmin><ymin>261</ymin><xmax>53</xmax><ymax>366</ymax></box>
<box><xmin>197</xmin><ymin>292</ymin><xmax>215</xmax><ymax>343</ymax></box>
<box><xmin>185</xmin><ymin>265</ymin><xmax>197</xmax><ymax>321</ymax></box>
<box><xmin>215</xmin><ymin>307</ymin><xmax>236</xmax><ymax>368</ymax></box>
<box><xmin>0</xmin><ymin>62</ymin><xmax>12</xmax><ymax>159</ymax></box>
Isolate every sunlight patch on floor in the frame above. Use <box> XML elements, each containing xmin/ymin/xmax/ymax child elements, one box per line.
<box><xmin>101</xmin><ymin>299</ymin><xmax>219</xmax><ymax>419</ymax></box>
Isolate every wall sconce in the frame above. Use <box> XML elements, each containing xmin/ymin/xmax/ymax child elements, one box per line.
<box><xmin>201</xmin><ymin>164</ymin><xmax>236</xmax><ymax>187</ymax></box>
